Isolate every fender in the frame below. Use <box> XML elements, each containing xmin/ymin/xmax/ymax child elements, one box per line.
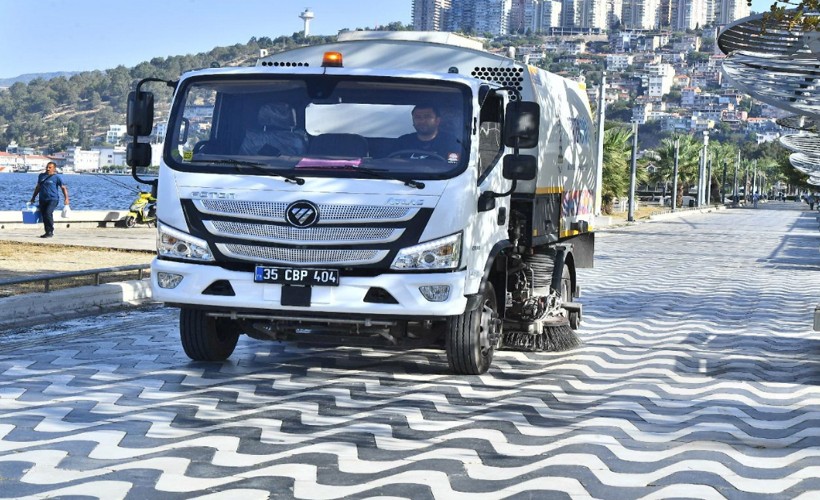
<box><xmin>464</xmin><ymin>239</ymin><xmax>512</xmax><ymax>311</ymax></box>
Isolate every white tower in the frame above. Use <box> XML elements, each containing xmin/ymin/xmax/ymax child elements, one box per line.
<box><xmin>299</xmin><ymin>8</ymin><xmax>315</xmax><ymax>36</ymax></box>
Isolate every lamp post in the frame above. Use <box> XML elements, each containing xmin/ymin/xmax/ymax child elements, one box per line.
<box><xmin>698</xmin><ymin>130</ymin><xmax>709</xmax><ymax>206</ymax></box>
<box><xmin>752</xmin><ymin>159</ymin><xmax>758</xmax><ymax>196</ymax></box>
<box><xmin>706</xmin><ymin>155</ymin><xmax>713</xmax><ymax>205</ymax></box>
<box><xmin>733</xmin><ymin>151</ymin><xmax>740</xmax><ymax>206</ymax></box>
<box><xmin>721</xmin><ymin>160</ymin><xmax>728</xmax><ymax>205</ymax></box>
<box><xmin>628</xmin><ymin>120</ymin><xmax>638</xmax><ymax>222</ymax></box>
<box><xmin>594</xmin><ymin>72</ymin><xmax>606</xmax><ymax>217</ymax></box>
<box><xmin>671</xmin><ymin>137</ymin><xmax>680</xmax><ymax>213</ymax></box>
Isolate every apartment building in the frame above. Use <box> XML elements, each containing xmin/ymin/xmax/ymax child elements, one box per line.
<box><xmin>671</xmin><ymin>0</ymin><xmax>707</xmax><ymax>31</ymax></box>
<box><xmin>540</xmin><ymin>0</ymin><xmax>563</xmax><ymax>31</ymax></box>
<box><xmin>105</xmin><ymin>124</ymin><xmax>128</xmax><ymax>145</ymax></box>
<box><xmin>412</xmin><ymin>0</ymin><xmax>753</xmax><ymax>35</ymax></box>
<box><xmin>606</xmin><ymin>54</ymin><xmax>634</xmax><ymax>70</ymax></box>
<box><xmin>413</xmin><ymin>0</ymin><xmax>452</xmax><ymax>31</ymax></box>
<box><xmin>713</xmin><ymin>0</ymin><xmax>751</xmax><ymax>26</ymax></box>
<box><xmin>474</xmin><ymin>0</ymin><xmax>512</xmax><ymax>35</ymax></box>
<box><xmin>66</xmin><ymin>147</ymin><xmax>101</xmax><ymax>172</ymax></box>
<box><xmin>642</xmin><ymin>62</ymin><xmax>675</xmax><ymax>97</ymax></box>
<box><xmin>621</xmin><ymin>0</ymin><xmax>661</xmax><ymax>30</ymax></box>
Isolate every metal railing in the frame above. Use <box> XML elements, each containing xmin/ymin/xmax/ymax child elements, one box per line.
<box><xmin>0</xmin><ymin>264</ymin><xmax>151</xmax><ymax>295</ymax></box>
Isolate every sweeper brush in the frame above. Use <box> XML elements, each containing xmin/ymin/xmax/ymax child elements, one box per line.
<box><xmin>501</xmin><ymin>317</ymin><xmax>581</xmax><ymax>352</ymax></box>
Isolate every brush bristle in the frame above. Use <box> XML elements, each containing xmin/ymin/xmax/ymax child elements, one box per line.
<box><xmin>501</xmin><ymin>324</ymin><xmax>580</xmax><ymax>352</ymax></box>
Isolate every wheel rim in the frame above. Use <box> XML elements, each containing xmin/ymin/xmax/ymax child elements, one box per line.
<box><xmin>478</xmin><ymin>298</ymin><xmax>498</xmax><ymax>356</ymax></box>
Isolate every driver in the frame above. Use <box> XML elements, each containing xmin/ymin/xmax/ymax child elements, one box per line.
<box><xmin>393</xmin><ymin>104</ymin><xmax>461</xmax><ymax>162</ymax></box>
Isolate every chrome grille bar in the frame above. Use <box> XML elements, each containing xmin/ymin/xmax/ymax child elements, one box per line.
<box><xmin>205</xmin><ymin>220</ymin><xmax>403</xmax><ymax>245</ymax></box>
<box><xmin>196</xmin><ymin>199</ymin><xmax>416</xmax><ymax>223</ymax></box>
<box><xmin>216</xmin><ymin>243</ymin><xmax>388</xmax><ymax>266</ymax></box>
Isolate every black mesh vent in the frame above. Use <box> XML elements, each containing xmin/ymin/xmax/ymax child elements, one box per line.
<box><xmin>471</xmin><ymin>67</ymin><xmax>525</xmax><ymax>98</ymax></box>
<box><xmin>363</xmin><ymin>287</ymin><xmax>399</xmax><ymax>304</ymax></box>
<box><xmin>202</xmin><ymin>280</ymin><xmax>236</xmax><ymax>296</ymax></box>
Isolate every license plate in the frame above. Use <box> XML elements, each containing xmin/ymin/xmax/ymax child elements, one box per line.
<box><xmin>254</xmin><ymin>266</ymin><xmax>339</xmax><ymax>287</ymax></box>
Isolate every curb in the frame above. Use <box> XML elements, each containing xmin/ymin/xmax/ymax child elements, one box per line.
<box><xmin>648</xmin><ymin>204</ymin><xmax>726</xmax><ymax>221</ymax></box>
<box><xmin>0</xmin><ymin>279</ymin><xmax>155</xmax><ymax>331</ymax></box>
<box><xmin>599</xmin><ymin>205</ymin><xmax>727</xmax><ymax>230</ymax></box>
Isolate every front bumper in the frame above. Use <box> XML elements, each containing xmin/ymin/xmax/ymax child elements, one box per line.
<box><xmin>151</xmin><ymin>258</ymin><xmax>469</xmax><ymax>318</ymax></box>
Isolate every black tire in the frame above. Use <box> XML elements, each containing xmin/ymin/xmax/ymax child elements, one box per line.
<box><xmin>179</xmin><ymin>308</ymin><xmax>240</xmax><ymax>361</ymax></box>
<box><xmin>559</xmin><ymin>263</ymin><xmax>572</xmax><ymax>302</ymax></box>
<box><xmin>446</xmin><ymin>282</ymin><xmax>499</xmax><ymax>375</ymax></box>
<box><xmin>124</xmin><ymin>215</ymin><xmax>137</xmax><ymax>228</ymax></box>
<box><xmin>559</xmin><ymin>264</ymin><xmax>581</xmax><ymax>330</ymax></box>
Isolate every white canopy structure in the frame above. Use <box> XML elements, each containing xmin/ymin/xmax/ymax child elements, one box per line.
<box><xmin>718</xmin><ymin>8</ymin><xmax>820</xmax><ymax>186</ymax></box>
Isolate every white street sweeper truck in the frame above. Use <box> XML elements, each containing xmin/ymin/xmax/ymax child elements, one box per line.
<box><xmin>126</xmin><ymin>31</ymin><xmax>599</xmax><ymax>374</ymax></box>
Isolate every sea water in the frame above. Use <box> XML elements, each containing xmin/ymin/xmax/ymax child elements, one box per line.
<box><xmin>0</xmin><ymin>173</ymin><xmax>156</xmax><ymax>211</ymax></box>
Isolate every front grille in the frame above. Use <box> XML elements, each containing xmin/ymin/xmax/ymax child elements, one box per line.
<box><xmin>217</xmin><ymin>243</ymin><xmax>388</xmax><ymax>266</ymax></box>
<box><xmin>207</xmin><ymin>221</ymin><xmax>401</xmax><ymax>244</ymax></box>
<box><xmin>197</xmin><ymin>200</ymin><xmax>415</xmax><ymax>223</ymax></box>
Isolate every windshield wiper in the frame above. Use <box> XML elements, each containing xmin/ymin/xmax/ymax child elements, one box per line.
<box><xmin>340</xmin><ymin>165</ymin><xmax>425</xmax><ymax>189</ymax></box>
<box><xmin>188</xmin><ymin>158</ymin><xmax>305</xmax><ymax>185</ymax></box>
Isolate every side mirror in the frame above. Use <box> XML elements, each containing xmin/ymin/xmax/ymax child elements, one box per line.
<box><xmin>127</xmin><ymin>142</ymin><xmax>152</xmax><ymax>167</ymax></box>
<box><xmin>503</xmin><ymin>155</ymin><xmax>537</xmax><ymax>181</ymax></box>
<box><xmin>503</xmin><ymin>101</ymin><xmax>540</xmax><ymax>149</ymax></box>
<box><xmin>478</xmin><ymin>191</ymin><xmax>496</xmax><ymax>212</ymax></box>
<box><xmin>127</xmin><ymin>90</ymin><xmax>154</xmax><ymax>137</ymax></box>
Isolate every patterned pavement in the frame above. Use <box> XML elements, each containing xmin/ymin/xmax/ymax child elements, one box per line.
<box><xmin>1</xmin><ymin>203</ymin><xmax>819</xmax><ymax>499</ymax></box>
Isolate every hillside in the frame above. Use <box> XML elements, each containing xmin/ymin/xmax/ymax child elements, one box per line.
<box><xmin>0</xmin><ymin>32</ymin><xmax>345</xmax><ymax>153</ymax></box>
<box><xmin>0</xmin><ymin>71</ymin><xmax>78</xmax><ymax>88</ymax></box>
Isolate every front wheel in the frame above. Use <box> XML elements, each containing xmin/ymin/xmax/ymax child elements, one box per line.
<box><xmin>179</xmin><ymin>308</ymin><xmax>240</xmax><ymax>361</ymax></box>
<box><xmin>446</xmin><ymin>282</ymin><xmax>500</xmax><ymax>375</ymax></box>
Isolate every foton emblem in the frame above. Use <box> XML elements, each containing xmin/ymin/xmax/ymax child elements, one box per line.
<box><xmin>286</xmin><ymin>200</ymin><xmax>319</xmax><ymax>227</ymax></box>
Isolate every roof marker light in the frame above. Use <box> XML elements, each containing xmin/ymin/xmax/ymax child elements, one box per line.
<box><xmin>322</xmin><ymin>51</ymin><xmax>343</xmax><ymax>67</ymax></box>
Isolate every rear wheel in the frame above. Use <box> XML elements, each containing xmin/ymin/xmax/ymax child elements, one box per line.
<box><xmin>124</xmin><ymin>215</ymin><xmax>137</xmax><ymax>228</ymax></box>
<box><xmin>179</xmin><ymin>308</ymin><xmax>240</xmax><ymax>361</ymax></box>
<box><xmin>559</xmin><ymin>263</ymin><xmax>572</xmax><ymax>302</ymax></box>
<box><xmin>446</xmin><ymin>282</ymin><xmax>499</xmax><ymax>375</ymax></box>
<box><xmin>559</xmin><ymin>264</ymin><xmax>580</xmax><ymax>329</ymax></box>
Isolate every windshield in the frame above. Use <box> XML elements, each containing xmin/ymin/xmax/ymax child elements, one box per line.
<box><xmin>165</xmin><ymin>75</ymin><xmax>472</xmax><ymax>179</ymax></box>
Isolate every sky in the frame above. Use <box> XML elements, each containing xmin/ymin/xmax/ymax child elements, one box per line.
<box><xmin>0</xmin><ymin>0</ymin><xmax>784</xmax><ymax>80</ymax></box>
<box><xmin>0</xmin><ymin>0</ymin><xmax>411</xmax><ymax>79</ymax></box>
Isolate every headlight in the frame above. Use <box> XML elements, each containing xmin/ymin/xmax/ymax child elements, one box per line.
<box><xmin>391</xmin><ymin>233</ymin><xmax>461</xmax><ymax>270</ymax></box>
<box><xmin>157</xmin><ymin>222</ymin><xmax>214</xmax><ymax>261</ymax></box>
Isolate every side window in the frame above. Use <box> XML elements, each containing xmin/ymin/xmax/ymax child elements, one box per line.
<box><xmin>478</xmin><ymin>94</ymin><xmax>504</xmax><ymax>176</ymax></box>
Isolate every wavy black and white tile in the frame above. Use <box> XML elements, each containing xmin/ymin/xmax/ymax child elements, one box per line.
<box><xmin>1</xmin><ymin>203</ymin><xmax>820</xmax><ymax>499</ymax></box>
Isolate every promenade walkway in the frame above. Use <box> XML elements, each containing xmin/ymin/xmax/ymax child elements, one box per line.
<box><xmin>0</xmin><ymin>224</ymin><xmax>155</xmax><ymax>252</ymax></box>
<box><xmin>0</xmin><ymin>209</ymin><xmax>154</xmax><ymax>251</ymax></box>
<box><xmin>0</xmin><ymin>202</ymin><xmax>818</xmax><ymax>497</ymax></box>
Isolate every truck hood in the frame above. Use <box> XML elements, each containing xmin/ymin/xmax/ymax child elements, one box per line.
<box><xmin>173</xmin><ymin>174</ymin><xmax>450</xmax><ymax>208</ymax></box>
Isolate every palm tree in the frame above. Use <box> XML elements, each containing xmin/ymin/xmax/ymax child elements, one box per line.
<box><xmin>601</xmin><ymin>125</ymin><xmax>632</xmax><ymax>214</ymax></box>
<box><xmin>708</xmin><ymin>142</ymin><xmax>738</xmax><ymax>204</ymax></box>
<box><xmin>653</xmin><ymin>135</ymin><xmax>702</xmax><ymax>208</ymax></box>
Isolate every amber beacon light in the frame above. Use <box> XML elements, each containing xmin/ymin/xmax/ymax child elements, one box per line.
<box><xmin>322</xmin><ymin>51</ymin><xmax>343</xmax><ymax>67</ymax></box>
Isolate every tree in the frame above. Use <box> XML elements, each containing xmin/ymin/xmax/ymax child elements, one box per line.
<box><xmin>601</xmin><ymin>124</ymin><xmax>633</xmax><ymax>214</ymax></box>
<box><xmin>756</xmin><ymin>1</ymin><xmax>820</xmax><ymax>31</ymax></box>
<box><xmin>652</xmin><ymin>135</ymin><xmax>703</xmax><ymax>207</ymax></box>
